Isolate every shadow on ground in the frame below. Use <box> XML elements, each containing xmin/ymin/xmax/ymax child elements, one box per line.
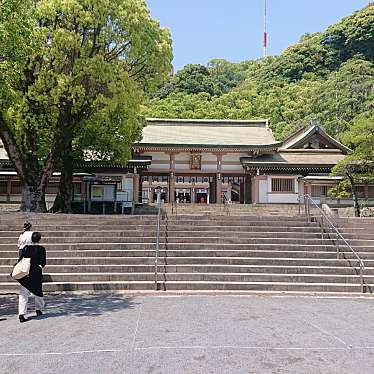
<box><xmin>0</xmin><ymin>294</ymin><xmax>138</xmax><ymax>319</ymax></box>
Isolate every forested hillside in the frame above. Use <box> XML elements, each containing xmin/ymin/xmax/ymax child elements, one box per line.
<box><xmin>144</xmin><ymin>3</ymin><xmax>374</xmax><ymax>142</ymax></box>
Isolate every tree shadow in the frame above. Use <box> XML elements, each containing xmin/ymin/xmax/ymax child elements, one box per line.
<box><xmin>0</xmin><ymin>293</ymin><xmax>139</xmax><ymax>319</ymax></box>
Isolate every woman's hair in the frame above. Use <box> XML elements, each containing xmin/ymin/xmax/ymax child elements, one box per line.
<box><xmin>31</xmin><ymin>232</ymin><xmax>42</xmax><ymax>243</ymax></box>
<box><xmin>23</xmin><ymin>221</ymin><xmax>32</xmax><ymax>231</ymax></box>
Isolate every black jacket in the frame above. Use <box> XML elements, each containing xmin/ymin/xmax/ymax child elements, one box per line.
<box><xmin>17</xmin><ymin>245</ymin><xmax>46</xmax><ymax>297</ymax></box>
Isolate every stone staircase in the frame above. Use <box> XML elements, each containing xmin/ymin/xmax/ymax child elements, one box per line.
<box><xmin>161</xmin><ymin>203</ymin><xmax>302</xmax><ymax>217</ymax></box>
<box><xmin>0</xmin><ymin>210</ymin><xmax>373</xmax><ymax>294</ymax></box>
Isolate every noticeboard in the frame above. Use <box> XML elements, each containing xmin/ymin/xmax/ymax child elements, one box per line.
<box><xmin>90</xmin><ymin>184</ymin><xmax>116</xmax><ymax>202</ymax></box>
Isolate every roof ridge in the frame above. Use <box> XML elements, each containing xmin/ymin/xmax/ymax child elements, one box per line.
<box><xmin>146</xmin><ymin>118</ymin><xmax>269</xmax><ymax>127</ymax></box>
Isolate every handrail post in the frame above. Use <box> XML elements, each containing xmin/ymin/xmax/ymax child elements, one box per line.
<box><xmin>360</xmin><ymin>265</ymin><xmax>364</xmax><ymax>293</ymax></box>
<box><xmin>336</xmin><ymin>233</ymin><xmax>340</xmax><ymax>259</ymax></box>
<box><xmin>306</xmin><ymin>198</ymin><xmax>310</xmax><ymax>222</ymax></box>
<box><xmin>154</xmin><ymin>187</ymin><xmax>162</xmax><ymax>291</ymax></box>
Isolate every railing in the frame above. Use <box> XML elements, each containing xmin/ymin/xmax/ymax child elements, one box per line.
<box><xmin>303</xmin><ymin>194</ymin><xmax>366</xmax><ymax>293</ymax></box>
<box><xmin>171</xmin><ymin>201</ymin><xmax>178</xmax><ymax>216</ymax></box>
<box><xmin>154</xmin><ymin>190</ymin><xmax>162</xmax><ymax>291</ymax></box>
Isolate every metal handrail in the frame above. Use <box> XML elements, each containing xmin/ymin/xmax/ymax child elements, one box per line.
<box><xmin>303</xmin><ymin>194</ymin><xmax>366</xmax><ymax>293</ymax></box>
<box><xmin>154</xmin><ymin>191</ymin><xmax>162</xmax><ymax>290</ymax></box>
<box><xmin>171</xmin><ymin>201</ymin><xmax>178</xmax><ymax>216</ymax></box>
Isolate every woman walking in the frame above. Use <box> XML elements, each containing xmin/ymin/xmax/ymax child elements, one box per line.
<box><xmin>17</xmin><ymin>231</ymin><xmax>46</xmax><ymax>323</ymax></box>
<box><xmin>18</xmin><ymin>221</ymin><xmax>33</xmax><ymax>250</ymax></box>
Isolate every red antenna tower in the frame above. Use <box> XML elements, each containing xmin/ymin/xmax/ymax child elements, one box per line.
<box><xmin>264</xmin><ymin>0</ymin><xmax>268</xmax><ymax>57</ymax></box>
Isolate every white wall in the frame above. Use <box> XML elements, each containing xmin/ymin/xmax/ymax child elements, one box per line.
<box><xmin>175</xmin><ymin>153</ymin><xmax>190</xmax><ymax>162</ymax></box>
<box><xmin>267</xmin><ymin>193</ymin><xmax>299</xmax><ymax>204</ymax></box>
<box><xmin>222</xmin><ymin>153</ymin><xmax>248</xmax><ymax>162</ymax></box>
<box><xmin>266</xmin><ymin>175</ymin><xmax>299</xmax><ymax>204</ymax></box>
<box><xmin>259</xmin><ymin>180</ymin><xmax>268</xmax><ymax>203</ymax></box>
<box><xmin>143</xmin><ymin>152</ymin><xmax>169</xmax><ymax>161</ymax></box>
<box><xmin>222</xmin><ymin>164</ymin><xmax>243</xmax><ymax>172</ymax></box>
<box><xmin>202</xmin><ymin>154</ymin><xmax>217</xmax><ymax>162</ymax></box>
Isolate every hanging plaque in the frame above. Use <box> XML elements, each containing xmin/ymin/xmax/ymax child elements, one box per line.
<box><xmin>190</xmin><ymin>154</ymin><xmax>201</xmax><ymax>170</ymax></box>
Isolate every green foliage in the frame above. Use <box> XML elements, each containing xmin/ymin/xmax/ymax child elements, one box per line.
<box><xmin>339</xmin><ymin>114</ymin><xmax>374</xmax><ymax>169</ymax></box>
<box><xmin>313</xmin><ymin>58</ymin><xmax>374</xmax><ymax>137</ymax></box>
<box><xmin>1</xmin><ymin>0</ymin><xmax>172</xmax><ymax>154</ymax></box>
<box><xmin>154</xmin><ymin>59</ymin><xmax>250</xmax><ymax>99</ymax></box>
<box><xmin>327</xmin><ymin>180</ymin><xmax>350</xmax><ymax>199</ymax></box>
<box><xmin>146</xmin><ymin>3</ymin><xmax>374</xmax><ymax>143</ymax></box>
<box><xmin>0</xmin><ymin>0</ymin><xmax>172</xmax><ymax>211</ymax></box>
<box><xmin>330</xmin><ymin>114</ymin><xmax>374</xmax><ymax>210</ymax></box>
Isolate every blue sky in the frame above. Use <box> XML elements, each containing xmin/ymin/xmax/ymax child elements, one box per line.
<box><xmin>146</xmin><ymin>0</ymin><xmax>370</xmax><ymax>71</ymax></box>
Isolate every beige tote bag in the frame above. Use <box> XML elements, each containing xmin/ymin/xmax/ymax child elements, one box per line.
<box><xmin>11</xmin><ymin>258</ymin><xmax>31</xmax><ymax>280</ymax></box>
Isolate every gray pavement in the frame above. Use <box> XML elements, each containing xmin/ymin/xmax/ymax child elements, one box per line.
<box><xmin>1</xmin><ymin>293</ymin><xmax>374</xmax><ymax>373</ymax></box>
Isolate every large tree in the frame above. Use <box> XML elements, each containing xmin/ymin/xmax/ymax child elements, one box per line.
<box><xmin>0</xmin><ymin>0</ymin><xmax>172</xmax><ymax>212</ymax></box>
<box><xmin>331</xmin><ymin>114</ymin><xmax>374</xmax><ymax>216</ymax></box>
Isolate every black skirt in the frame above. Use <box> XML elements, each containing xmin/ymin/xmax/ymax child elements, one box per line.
<box><xmin>17</xmin><ymin>245</ymin><xmax>46</xmax><ymax>297</ymax></box>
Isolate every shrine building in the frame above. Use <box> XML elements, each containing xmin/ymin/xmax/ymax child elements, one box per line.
<box><xmin>1</xmin><ymin>118</ymin><xmax>373</xmax><ymax>208</ymax></box>
<box><xmin>133</xmin><ymin>118</ymin><xmax>360</xmax><ymax>204</ymax></box>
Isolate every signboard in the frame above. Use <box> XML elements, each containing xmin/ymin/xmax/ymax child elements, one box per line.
<box><xmin>190</xmin><ymin>154</ymin><xmax>202</xmax><ymax>170</ymax></box>
<box><xmin>90</xmin><ymin>184</ymin><xmax>116</xmax><ymax>202</ymax></box>
<box><xmin>122</xmin><ymin>177</ymin><xmax>134</xmax><ymax>201</ymax></box>
<box><xmin>91</xmin><ymin>186</ymin><xmax>103</xmax><ymax>200</ymax></box>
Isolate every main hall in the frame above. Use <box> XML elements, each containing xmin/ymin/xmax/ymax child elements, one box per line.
<box><xmin>134</xmin><ymin>118</ymin><xmax>352</xmax><ymax>205</ymax></box>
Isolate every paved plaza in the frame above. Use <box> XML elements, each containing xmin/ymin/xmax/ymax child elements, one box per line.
<box><xmin>1</xmin><ymin>294</ymin><xmax>374</xmax><ymax>373</ymax></box>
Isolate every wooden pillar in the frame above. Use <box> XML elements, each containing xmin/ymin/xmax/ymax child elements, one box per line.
<box><xmin>133</xmin><ymin>173</ymin><xmax>140</xmax><ymax>203</ymax></box>
<box><xmin>244</xmin><ymin>174</ymin><xmax>252</xmax><ymax>204</ymax></box>
<box><xmin>210</xmin><ymin>179</ymin><xmax>216</xmax><ymax>204</ymax></box>
<box><xmin>148</xmin><ymin>176</ymin><xmax>154</xmax><ymax>203</ymax></box>
<box><xmin>216</xmin><ymin>154</ymin><xmax>223</xmax><ymax>204</ymax></box>
<box><xmin>169</xmin><ymin>153</ymin><xmax>176</xmax><ymax>203</ymax></box>
<box><xmin>139</xmin><ymin>172</ymin><xmax>143</xmax><ymax>203</ymax></box>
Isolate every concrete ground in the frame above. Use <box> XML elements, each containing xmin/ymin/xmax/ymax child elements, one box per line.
<box><xmin>1</xmin><ymin>294</ymin><xmax>374</xmax><ymax>374</ymax></box>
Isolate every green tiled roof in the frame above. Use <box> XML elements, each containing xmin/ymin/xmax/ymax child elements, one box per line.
<box><xmin>139</xmin><ymin>118</ymin><xmax>280</xmax><ymax>148</ymax></box>
<box><xmin>241</xmin><ymin>150</ymin><xmax>345</xmax><ymax>166</ymax></box>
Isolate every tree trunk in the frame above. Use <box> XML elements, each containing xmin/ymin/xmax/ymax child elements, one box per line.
<box><xmin>20</xmin><ymin>183</ymin><xmax>47</xmax><ymax>213</ymax></box>
<box><xmin>345</xmin><ymin>171</ymin><xmax>361</xmax><ymax>217</ymax></box>
<box><xmin>50</xmin><ymin>149</ymin><xmax>74</xmax><ymax>213</ymax></box>
<box><xmin>0</xmin><ymin>113</ymin><xmax>49</xmax><ymax>212</ymax></box>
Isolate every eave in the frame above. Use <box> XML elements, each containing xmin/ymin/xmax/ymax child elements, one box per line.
<box><xmin>242</xmin><ymin>164</ymin><xmax>334</xmax><ymax>173</ymax></box>
<box><xmin>133</xmin><ymin>143</ymin><xmax>282</xmax><ymax>153</ymax></box>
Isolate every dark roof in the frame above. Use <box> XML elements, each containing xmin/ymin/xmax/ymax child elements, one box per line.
<box><xmin>241</xmin><ymin>150</ymin><xmax>345</xmax><ymax>172</ymax></box>
<box><xmin>281</xmin><ymin>124</ymin><xmax>350</xmax><ymax>153</ymax></box>
<box><xmin>0</xmin><ymin>157</ymin><xmax>152</xmax><ymax>172</ymax></box>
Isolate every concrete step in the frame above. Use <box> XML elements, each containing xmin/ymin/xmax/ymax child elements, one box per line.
<box><xmin>0</xmin><ymin>249</ymin><xmax>351</xmax><ymax>260</ymax></box>
<box><xmin>0</xmin><ymin>214</ymin><xmax>307</xmax><ymax>223</ymax></box>
<box><xmin>0</xmin><ymin>256</ymin><xmax>368</xmax><ymax>267</ymax></box>
<box><xmin>0</xmin><ymin>241</ymin><xmax>347</xmax><ymax>251</ymax></box>
<box><xmin>0</xmin><ymin>237</ymin><xmax>347</xmax><ymax>245</ymax></box>
<box><xmin>0</xmin><ymin>230</ymin><xmax>328</xmax><ymax>239</ymax></box>
<box><xmin>159</xmin><ymin>281</ymin><xmax>370</xmax><ymax>293</ymax></box>
<box><xmin>0</xmin><ymin>272</ymin><xmax>368</xmax><ymax>283</ymax></box>
<box><xmin>0</xmin><ymin>224</ymin><xmax>321</xmax><ymax>233</ymax></box>
<box><xmin>0</xmin><ymin>281</ymin><xmax>369</xmax><ymax>293</ymax></box>
<box><xmin>0</xmin><ymin>281</ymin><xmax>155</xmax><ymax>292</ymax></box>
<box><xmin>1</xmin><ymin>264</ymin><xmax>370</xmax><ymax>275</ymax></box>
